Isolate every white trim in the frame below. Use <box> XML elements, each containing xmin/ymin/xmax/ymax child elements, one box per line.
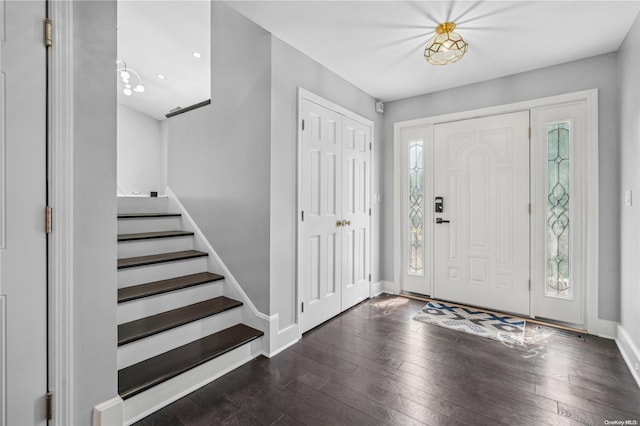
<box><xmin>92</xmin><ymin>396</ymin><xmax>124</xmax><ymax>426</ymax></box>
<box><xmin>393</xmin><ymin>89</ymin><xmax>601</xmax><ymax>333</ymax></box>
<box><xmin>371</xmin><ymin>281</ymin><xmax>383</xmax><ymax>297</ymax></box>
<box><xmin>264</xmin><ymin>315</ymin><xmax>299</xmax><ymax>357</ymax></box>
<box><xmin>381</xmin><ymin>280</ymin><xmax>400</xmax><ymax>294</ymax></box>
<box><xmin>48</xmin><ymin>1</ymin><xmax>75</xmax><ymax>425</ymax></box>
<box><xmin>0</xmin><ymin>0</ymin><xmax>5</xmax><ymax>250</ymax></box>
<box><xmin>297</xmin><ymin>88</ymin><xmax>373</xmax><ymax>128</ymax></box>
<box><xmin>0</xmin><ymin>296</ymin><xmax>6</xmax><ymax>426</ymax></box>
<box><xmin>616</xmin><ymin>325</ymin><xmax>640</xmax><ymax>388</ymax></box>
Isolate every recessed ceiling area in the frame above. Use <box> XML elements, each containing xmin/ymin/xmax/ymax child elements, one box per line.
<box><xmin>117</xmin><ymin>1</ymin><xmax>211</xmax><ymax>120</ymax></box>
<box><xmin>228</xmin><ymin>1</ymin><xmax>640</xmax><ymax>102</ymax></box>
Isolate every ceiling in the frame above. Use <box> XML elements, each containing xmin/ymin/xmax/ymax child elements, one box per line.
<box><xmin>117</xmin><ymin>1</ymin><xmax>211</xmax><ymax>120</ymax></box>
<box><xmin>228</xmin><ymin>0</ymin><xmax>640</xmax><ymax>102</ymax></box>
<box><xmin>117</xmin><ymin>1</ymin><xmax>640</xmax><ymax>119</ymax></box>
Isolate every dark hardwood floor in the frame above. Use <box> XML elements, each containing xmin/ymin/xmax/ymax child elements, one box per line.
<box><xmin>134</xmin><ymin>294</ymin><xmax>640</xmax><ymax>426</ymax></box>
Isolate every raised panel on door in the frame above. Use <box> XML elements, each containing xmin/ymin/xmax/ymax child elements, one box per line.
<box><xmin>433</xmin><ymin>111</ymin><xmax>530</xmax><ymax>315</ymax></box>
<box><xmin>300</xmin><ymin>99</ymin><xmax>343</xmax><ymax>333</ymax></box>
<box><xmin>341</xmin><ymin>117</ymin><xmax>371</xmax><ymax>310</ymax></box>
<box><xmin>0</xmin><ymin>1</ymin><xmax>48</xmax><ymax>424</ymax></box>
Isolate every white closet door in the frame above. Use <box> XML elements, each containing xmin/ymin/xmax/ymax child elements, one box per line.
<box><xmin>300</xmin><ymin>100</ymin><xmax>343</xmax><ymax>332</ymax></box>
<box><xmin>341</xmin><ymin>116</ymin><xmax>371</xmax><ymax>311</ymax></box>
<box><xmin>0</xmin><ymin>1</ymin><xmax>48</xmax><ymax>424</ymax></box>
<box><xmin>433</xmin><ymin>111</ymin><xmax>530</xmax><ymax>315</ymax></box>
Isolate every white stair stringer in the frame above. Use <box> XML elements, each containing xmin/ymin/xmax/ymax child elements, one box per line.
<box><xmin>166</xmin><ymin>187</ymin><xmax>272</xmax><ymax>355</ymax></box>
<box><xmin>118</xmin><ymin>306</ymin><xmax>242</xmax><ymax>370</ymax></box>
<box><xmin>118</xmin><ymin>257</ymin><xmax>208</xmax><ymax>288</ymax></box>
<box><xmin>123</xmin><ymin>338</ymin><xmax>262</xmax><ymax>426</ymax></box>
<box><xmin>117</xmin><ymin>216</ymin><xmax>183</xmax><ymax>234</ymax></box>
<box><xmin>117</xmin><ymin>235</ymin><xmax>194</xmax><ymax>259</ymax></box>
<box><xmin>117</xmin><ymin>280</ymin><xmax>224</xmax><ymax>324</ymax></box>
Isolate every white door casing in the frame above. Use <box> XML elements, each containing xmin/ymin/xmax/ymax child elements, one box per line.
<box><xmin>298</xmin><ymin>92</ymin><xmax>372</xmax><ymax>333</ymax></box>
<box><xmin>433</xmin><ymin>112</ymin><xmax>531</xmax><ymax>315</ymax></box>
<box><xmin>341</xmin><ymin>116</ymin><xmax>371</xmax><ymax>310</ymax></box>
<box><xmin>0</xmin><ymin>1</ymin><xmax>48</xmax><ymax>425</ymax></box>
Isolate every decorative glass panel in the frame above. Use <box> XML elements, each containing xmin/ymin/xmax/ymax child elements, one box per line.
<box><xmin>408</xmin><ymin>140</ymin><xmax>424</xmax><ymax>276</ymax></box>
<box><xmin>546</xmin><ymin>122</ymin><xmax>571</xmax><ymax>298</ymax></box>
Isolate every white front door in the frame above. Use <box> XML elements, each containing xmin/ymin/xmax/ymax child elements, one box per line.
<box><xmin>0</xmin><ymin>1</ymin><xmax>49</xmax><ymax>424</ymax></box>
<box><xmin>299</xmin><ymin>97</ymin><xmax>371</xmax><ymax>333</ymax></box>
<box><xmin>433</xmin><ymin>112</ymin><xmax>530</xmax><ymax>315</ymax></box>
<box><xmin>341</xmin><ymin>116</ymin><xmax>371</xmax><ymax>311</ymax></box>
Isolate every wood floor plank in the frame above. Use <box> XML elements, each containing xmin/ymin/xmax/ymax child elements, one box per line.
<box><xmin>134</xmin><ymin>295</ymin><xmax>640</xmax><ymax>425</ymax></box>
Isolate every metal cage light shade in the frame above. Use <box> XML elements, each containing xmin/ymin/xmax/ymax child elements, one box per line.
<box><xmin>424</xmin><ymin>22</ymin><xmax>468</xmax><ymax>66</ymax></box>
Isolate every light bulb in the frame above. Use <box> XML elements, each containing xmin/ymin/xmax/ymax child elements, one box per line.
<box><xmin>120</xmin><ymin>70</ymin><xmax>130</xmax><ymax>81</ymax></box>
<box><xmin>125</xmin><ymin>84</ymin><xmax>131</xmax><ymax>89</ymax></box>
<box><xmin>123</xmin><ymin>88</ymin><xmax>132</xmax><ymax>96</ymax></box>
<box><xmin>192</xmin><ymin>51</ymin><xmax>202</xmax><ymax>59</ymax></box>
<box><xmin>157</xmin><ymin>74</ymin><xmax>166</xmax><ymax>80</ymax></box>
<box><xmin>134</xmin><ymin>85</ymin><xmax>145</xmax><ymax>93</ymax></box>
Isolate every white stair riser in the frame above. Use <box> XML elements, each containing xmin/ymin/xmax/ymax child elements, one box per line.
<box><xmin>118</xmin><ymin>217</ymin><xmax>182</xmax><ymax>234</ymax></box>
<box><xmin>117</xmin><ymin>308</ymin><xmax>242</xmax><ymax>369</ymax></box>
<box><xmin>118</xmin><ymin>257</ymin><xmax>208</xmax><ymax>288</ymax></box>
<box><xmin>117</xmin><ymin>281</ymin><xmax>224</xmax><ymax>324</ymax></box>
<box><xmin>118</xmin><ymin>196</ymin><xmax>168</xmax><ymax>214</ymax></box>
<box><xmin>123</xmin><ymin>338</ymin><xmax>261</xmax><ymax>426</ymax></box>
<box><xmin>118</xmin><ymin>236</ymin><xmax>194</xmax><ymax>258</ymax></box>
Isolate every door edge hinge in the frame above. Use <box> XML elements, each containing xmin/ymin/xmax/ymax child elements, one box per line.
<box><xmin>369</xmin><ymin>274</ymin><xmax>371</xmax><ymax>282</ymax></box>
<box><xmin>45</xmin><ymin>206</ymin><xmax>52</xmax><ymax>234</ymax></box>
<box><xmin>369</xmin><ymin>142</ymin><xmax>372</xmax><ymax>151</ymax></box>
<box><xmin>528</xmin><ymin>279</ymin><xmax>531</xmax><ymax>291</ymax></box>
<box><xmin>528</xmin><ymin>127</ymin><xmax>531</xmax><ymax>139</ymax></box>
<box><xmin>301</xmin><ymin>302</ymin><xmax>304</xmax><ymax>313</ymax></box>
<box><xmin>301</xmin><ymin>210</ymin><xmax>304</xmax><ymax>222</ymax></box>
<box><xmin>369</xmin><ymin>207</ymin><xmax>371</xmax><ymax>216</ymax></box>
<box><xmin>44</xmin><ymin>19</ymin><xmax>53</xmax><ymax>48</ymax></box>
<box><xmin>528</xmin><ymin>203</ymin><xmax>532</xmax><ymax>214</ymax></box>
<box><xmin>301</xmin><ymin>119</ymin><xmax>305</xmax><ymax>131</ymax></box>
<box><xmin>45</xmin><ymin>391</ymin><xmax>53</xmax><ymax>421</ymax></box>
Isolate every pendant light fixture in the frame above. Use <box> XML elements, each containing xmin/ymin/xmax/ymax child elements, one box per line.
<box><xmin>116</xmin><ymin>60</ymin><xmax>145</xmax><ymax>96</ymax></box>
<box><xmin>424</xmin><ymin>22</ymin><xmax>468</xmax><ymax>66</ymax></box>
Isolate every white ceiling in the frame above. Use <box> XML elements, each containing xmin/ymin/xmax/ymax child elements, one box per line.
<box><xmin>117</xmin><ymin>1</ymin><xmax>640</xmax><ymax>120</ymax></box>
<box><xmin>117</xmin><ymin>1</ymin><xmax>211</xmax><ymax>120</ymax></box>
<box><xmin>228</xmin><ymin>0</ymin><xmax>640</xmax><ymax>102</ymax></box>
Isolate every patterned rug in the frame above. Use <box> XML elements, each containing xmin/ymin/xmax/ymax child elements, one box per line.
<box><xmin>413</xmin><ymin>300</ymin><xmax>526</xmax><ymax>345</ymax></box>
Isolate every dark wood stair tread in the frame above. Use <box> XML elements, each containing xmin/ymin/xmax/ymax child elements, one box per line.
<box><xmin>118</xmin><ymin>297</ymin><xmax>242</xmax><ymax>346</ymax></box>
<box><xmin>118</xmin><ymin>250</ymin><xmax>207</xmax><ymax>269</ymax></box>
<box><xmin>118</xmin><ymin>213</ymin><xmax>182</xmax><ymax>219</ymax></box>
<box><xmin>118</xmin><ymin>230</ymin><xmax>194</xmax><ymax>242</ymax></box>
<box><xmin>118</xmin><ymin>272</ymin><xmax>224</xmax><ymax>303</ymax></box>
<box><xmin>118</xmin><ymin>324</ymin><xmax>263</xmax><ymax>399</ymax></box>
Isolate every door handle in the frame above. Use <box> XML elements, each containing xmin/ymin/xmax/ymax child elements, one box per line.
<box><xmin>436</xmin><ymin>218</ymin><xmax>450</xmax><ymax>224</ymax></box>
<box><xmin>343</xmin><ymin>220</ymin><xmax>351</xmax><ymax>226</ymax></box>
<box><xmin>336</xmin><ymin>220</ymin><xmax>343</xmax><ymax>227</ymax></box>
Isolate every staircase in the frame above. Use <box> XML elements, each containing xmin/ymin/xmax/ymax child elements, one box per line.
<box><xmin>117</xmin><ymin>197</ymin><xmax>263</xmax><ymax>424</ymax></box>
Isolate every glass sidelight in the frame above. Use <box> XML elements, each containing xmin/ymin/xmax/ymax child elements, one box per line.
<box><xmin>546</xmin><ymin>122</ymin><xmax>571</xmax><ymax>298</ymax></box>
<box><xmin>408</xmin><ymin>140</ymin><xmax>424</xmax><ymax>276</ymax></box>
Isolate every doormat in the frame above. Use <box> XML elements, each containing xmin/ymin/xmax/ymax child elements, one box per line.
<box><xmin>413</xmin><ymin>300</ymin><xmax>526</xmax><ymax>346</ymax></box>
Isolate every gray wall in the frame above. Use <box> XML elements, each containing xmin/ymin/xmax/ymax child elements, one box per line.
<box><xmin>73</xmin><ymin>1</ymin><xmax>118</xmax><ymax>423</ymax></box>
<box><xmin>618</xmin><ymin>13</ymin><xmax>640</xmax><ymax>353</ymax></box>
<box><xmin>270</xmin><ymin>37</ymin><xmax>382</xmax><ymax>329</ymax></box>
<box><xmin>166</xmin><ymin>2</ymin><xmax>272</xmax><ymax>313</ymax></box>
<box><xmin>382</xmin><ymin>53</ymin><xmax>620</xmax><ymax>321</ymax></box>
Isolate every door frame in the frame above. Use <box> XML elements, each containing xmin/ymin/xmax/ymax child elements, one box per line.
<box><xmin>48</xmin><ymin>1</ymin><xmax>75</xmax><ymax>424</ymax></box>
<box><xmin>393</xmin><ymin>89</ymin><xmax>608</xmax><ymax>335</ymax></box>
<box><xmin>296</xmin><ymin>88</ymin><xmax>374</xmax><ymax>336</ymax></box>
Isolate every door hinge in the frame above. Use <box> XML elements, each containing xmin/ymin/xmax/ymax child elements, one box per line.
<box><xmin>301</xmin><ymin>119</ymin><xmax>305</xmax><ymax>131</ymax></box>
<box><xmin>369</xmin><ymin>142</ymin><xmax>372</xmax><ymax>151</ymax></box>
<box><xmin>45</xmin><ymin>206</ymin><xmax>52</xmax><ymax>234</ymax></box>
<box><xmin>45</xmin><ymin>391</ymin><xmax>53</xmax><ymax>421</ymax></box>
<box><xmin>369</xmin><ymin>208</ymin><xmax>371</xmax><ymax>216</ymax></box>
<box><xmin>528</xmin><ymin>127</ymin><xmax>531</xmax><ymax>139</ymax></box>
<box><xmin>528</xmin><ymin>279</ymin><xmax>531</xmax><ymax>291</ymax></box>
<box><xmin>369</xmin><ymin>274</ymin><xmax>371</xmax><ymax>282</ymax></box>
<box><xmin>301</xmin><ymin>302</ymin><xmax>304</xmax><ymax>313</ymax></box>
<box><xmin>301</xmin><ymin>210</ymin><xmax>304</xmax><ymax>222</ymax></box>
<box><xmin>528</xmin><ymin>203</ymin><xmax>532</xmax><ymax>214</ymax></box>
<box><xmin>44</xmin><ymin>19</ymin><xmax>53</xmax><ymax>47</ymax></box>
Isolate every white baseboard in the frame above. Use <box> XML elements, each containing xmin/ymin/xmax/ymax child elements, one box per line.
<box><xmin>381</xmin><ymin>280</ymin><xmax>399</xmax><ymax>294</ymax></box>
<box><xmin>371</xmin><ymin>281</ymin><xmax>383</xmax><ymax>297</ymax></box>
<box><xmin>263</xmin><ymin>314</ymin><xmax>299</xmax><ymax>357</ymax></box>
<box><xmin>588</xmin><ymin>318</ymin><xmax>618</xmax><ymax>340</ymax></box>
<box><xmin>92</xmin><ymin>396</ymin><xmax>124</xmax><ymax>426</ymax></box>
<box><xmin>616</xmin><ymin>325</ymin><xmax>640</xmax><ymax>389</ymax></box>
